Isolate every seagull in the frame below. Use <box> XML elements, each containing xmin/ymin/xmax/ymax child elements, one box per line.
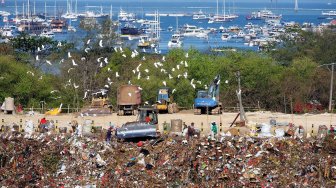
<box><xmin>104</xmin><ymin>85</ymin><xmax>109</xmax><ymax>88</ymax></box>
<box><xmin>99</xmin><ymin>40</ymin><xmax>103</xmax><ymax>48</ymax></box>
<box><xmin>144</xmin><ymin>69</ymin><xmax>149</xmax><ymax>73</ymax></box>
<box><xmin>87</xmin><ymin>39</ymin><xmax>90</xmax><ymax>45</ymax></box>
<box><xmin>132</xmin><ymin>70</ymin><xmax>136</xmax><ymax>74</ymax></box>
<box><xmin>172</xmin><ymin>89</ymin><xmax>176</xmax><ymax>94</ymax></box>
<box><xmin>162</xmin><ymin>81</ymin><xmax>166</xmax><ymax>86</ymax></box>
<box><xmin>81</xmin><ymin>57</ymin><xmax>86</xmax><ymax>61</ymax></box>
<box><xmin>67</xmin><ymin>68</ymin><xmax>74</xmax><ymax>73</ymax></box>
<box><xmin>197</xmin><ymin>81</ymin><xmax>202</xmax><ymax>85</ymax></box>
<box><xmin>176</xmin><ymin>65</ymin><xmax>180</xmax><ymax>70</ymax></box>
<box><xmin>39</xmin><ymin>76</ymin><xmax>43</xmax><ymax>80</ymax></box>
<box><xmin>83</xmin><ymin>91</ymin><xmax>88</xmax><ymax>99</ymax></box>
<box><xmin>97</xmin><ymin>57</ymin><xmax>103</xmax><ymax>62</ymax></box>
<box><xmin>131</xmin><ymin>52</ymin><xmax>136</xmax><ymax>58</ymax></box>
<box><xmin>169</xmin><ymin>74</ymin><xmax>173</xmax><ymax>79</ymax></box>
<box><xmin>191</xmin><ymin>83</ymin><xmax>196</xmax><ymax>89</ymax></box>
<box><xmin>138</xmin><ymin>86</ymin><xmax>143</xmax><ymax>90</ymax></box>
<box><xmin>99</xmin><ymin>62</ymin><xmax>103</xmax><ymax>68</ymax></box>
<box><xmin>122</xmin><ymin>54</ymin><xmax>126</xmax><ymax>58</ymax></box>
<box><xmin>35</xmin><ymin>55</ymin><xmax>39</xmax><ymax>61</ymax></box>
<box><xmin>27</xmin><ymin>71</ymin><xmax>35</xmax><ymax>76</ymax></box>
<box><xmin>73</xmin><ymin>83</ymin><xmax>79</xmax><ymax>89</ymax></box>
<box><xmin>142</xmin><ymin>56</ymin><xmax>146</xmax><ymax>61</ymax></box>
<box><xmin>50</xmin><ymin>90</ymin><xmax>59</xmax><ymax>93</ymax></box>
<box><xmin>72</xmin><ymin>59</ymin><xmax>78</xmax><ymax>66</ymax></box>
<box><xmin>142</xmin><ymin>48</ymin><xmax>146</xmax><ymax>53</ymax></box>
<box><xmin>116</xmin><ymin>72</ymin><xmax>120</xmax><ymax>78</ymax></box>
<box><xmin>137</xmin><ymin>72</ymin><xmax>141</xmax><ymax>80</ymax></box>
<box><xmin>107</xmin><ymin>77</ymin><xmax>111</xmax><ymax>82</ymax></box>
<box><xmin>42</xmin><ymin>44</ymin><xmax>45</xmax><ymax>49</ymax></box>
<box><xmin>183</xmin><ymin>72</ymin><xmax>188</xmax><ymax>79</ymax></box>
<box><xmin>162</xmin><ymin>56</ymin><xmax>166</xmax><ymax>62</ymax></box>
<box><xmin>225</xmin><ymin>80</ymin><xmax>229</xmax><ymax>84</ymax></box>
<box><xmin>204</xmin><ymin>85</ymin><xmax>208</xmax><ymax>89</ymax></box>
<box><xmin>46</xmin><ymin>60</ymin><xmax>52</xmax><ymax>65</ymax></box>
<box><xmin>108</xmin><ymin>68</ymin><xmax>111</xmax><ymax>72</ymax></box>
<box><xmin>113</xmin><ymin>47</ymin><xmax>118</xmax><ymax>52</ymax></box>
<box><xmin>84</xmin><ymin>47</ymin><xmax>90</xmax><ymax>53</ymax></box>
<box><xmin>59</xmin><ymin>59</ymin><xmax>64</xmax><ymax>64</ymax></box>
<box><xmin>185</xmin><ymin>52</ymin><xmax>189</xmax><ymax>58</ymax></box>
<box><xmin>146</xmin><ymin>76</ymin><xmax>150</xmax><ymax>80</ymax></box>
<box><xmin>172</xmin><ymin>68</ymin><xmax>175</xmax><ymax>72</ymax></box>
<box><xmin>184</xmin><ymin>61</ymin><xmax>188</xmax><ymax>67</ymax></box>
<box><xmin>144</xmin><ymin>101</ymin><xmax>149</xmax><ymax>105</ymax></box>
<box><xmin>190</xmin><ymin>79</ymin><xmax>194</xmax><ymax>84</ymax></box>
<box><xmin>68</xmin><ymin>52</ymin><xmax>72</xmax><ymax>58</ymax></box>
<box><xmin>57</xmin><ymin>41</ymin><xmax>62</xmax><ymax>47</ymax></box>
<box><xmin>136</xmin><ymin>64</ymin><xmax>142</xmax><ymax>72</ymax></box>
<box><xmin>180</xmin><ymin>61</ymin><xmax>184</xmax><ymax>65</ymax></box>
<box><xmin>154</xmin><ymin>62</ymin><xmax>158</xmax><ymax>68</ymax></box>
<box><xmin>119</xmin><ymin>46</ymin><xmax>123</xmax><ymax>53</ymax></box>
<box><xmin>37</xmin><ymin>47</ymin><xmax>41</xmax><ymax>52</ymax></box>
<box><xmin>104</xmin><ymin>57</ymin><xmax>108</xmax><ymax>64</ymax></box>
<box><xmin>177</xmin><ymin>74</ymin><xmax>182</xmax><ymax>78</ymax></box>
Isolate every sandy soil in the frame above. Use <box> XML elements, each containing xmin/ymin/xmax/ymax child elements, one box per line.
<box><xmin>1</xmin><ymin>110</ymin><xmax>335</xmax><ymax>135</ymax></box>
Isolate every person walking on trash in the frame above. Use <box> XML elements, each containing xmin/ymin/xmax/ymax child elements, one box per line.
<box><xmin>210</xmin><ymin>121</ymin><xmax>218</xmax><ymax>140</ymax></box>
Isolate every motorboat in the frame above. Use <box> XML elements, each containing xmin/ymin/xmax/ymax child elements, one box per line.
<box><xmin>118</xmin><ymin>8</ymin><xmax>136</xmax><ymax>22</ymax></box>
<box><xmin>322</xmin><ymin>10</ymin><xmax>336</xmax><ymax>16</ymax></box>
<box><xmin>181</xmin><ymin>24</ymin><xmax>203</xmax><ymax>37</ymax></box>
<box><xmin>221</xmin><ymin>33</ymin><xmax>231</xmax><ymax>41</ymax></box>
<box><xmin>121</xmin><ymin>24</ymin><xmax>142</xmax><ymax>35</ymax></box>
<box><xmin>39</xmin><ymin>28</ymin><xmax>55</xmax><ymax>38</ymax></box>
<box><xmin>168</xmin><ymin>34</ymin><xmax>183</xmax><ymax>48</ymax></box>
<box><xmin>192</xmin><ymin>10</ymin><xmax>208</xmax><ymax>20</ymax></box>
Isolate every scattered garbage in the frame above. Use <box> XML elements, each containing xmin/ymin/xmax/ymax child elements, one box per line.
<box><xmin>0</xmin><ymin>130</ymin><xmax>336</xmax><ymax>187</ymax></box>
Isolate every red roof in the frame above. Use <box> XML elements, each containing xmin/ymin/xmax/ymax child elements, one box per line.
<box><xmin>331</xmin><ymin>20</ymin><xmax>336</xmax><ymax>25</ymax></box>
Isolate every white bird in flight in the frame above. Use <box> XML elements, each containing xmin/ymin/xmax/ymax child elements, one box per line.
<box><xmin>185</xmin><ymin>52</ymin><xmax>189</xmax><ymax>58</ymax></box>
<box><xmin>84</xmin><ymin>47</ymin><xmax>90</xmax><ymax>53</ymax></box>
<box><xmin>87</xmin><ymin>39</ymin><xmax>90</xmax><ymax>45</ymax></box>
<box><xmin>104</xmin><ymin>57</ymin><xmax>108</xmax><ymax>64</ymax></box>
<box><xmin>144</xmin><ymin>69</ymin><xmax>149</xmax><ymax>73</ymax></box>
<box><xmin>184</xmin><ymin>61</ymin><xmax>188</xmax><ymax>67</ymax></box>
<box><xmin>72</xmin><ymin>59</ymin><xmax>78</xmax><ymax>66</ymax></box>
<box><xmin>68</xmin><ymin>52</ymin><xmax>72</xmax><ymax>58</ymax></box>
<box><xmin>162</xmin><ymin>56</ymin><xmax>166</xmax><ymax>62</ymax></box>
<box><xmin>46</xmin><ymin>60</ymin><xmax>52</xmax><ymax>65</ymax></box>
<box><xmin>35</xmin><ymin>55</ymin><xmax>39</xmax><ymax>61</ymax></box>
<box><xmin>162</xmin><ymin>81</ymin><xmax>166</xmax><ymax>86</ymax></box>
<box><xmin>67</xmin><ymin>68</ymin><xmax>74</xmax><ymax>73</ymax></box>
<box><xmin>172</xmin><ymin>89</ymin><xmax>176</xmax><ymax>94</ymax></box>
<box><xmin>116</xmin><ymin>72</ymin><xmax>120</xmax><ymax>78</ymax></box>
<box><xmin>122</xmin><ymin>54</ymin><xmax>126</xmax><ymax>58</ymax></box>
<box><xmin>99</xmin><ymin>40</ymin><xmax>103</xmax><ymax>48</ymax></box>
<box><xmin>27</xmin><ymin>71</ymin><xmax>34</xmax><ymax>76</ymax></box>
<box><xmin>73</xmin><ymin>83</ymin><xmax>79</xmax><ymax>89</ymax></box>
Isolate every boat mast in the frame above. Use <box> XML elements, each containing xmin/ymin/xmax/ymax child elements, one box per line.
<box><xmin>44</xmin><ymin>0</ymin><xmax>47</xmax><ymax>19</ymax></box>
<box><xmin>216</xmin><ymin>0</ymin><xmax>219</xmax><ymax>16</ymax></box>
<box><xmin>54</xmin><ymin>0</ymin><xmax>56</xmax><ymax>19</ymax></box>
<box><xmin>294</xmin><ymin>0</ymin><xmax>298</xmax><ymax>12</ymax></box>
<box><xmin>27</xmin><ymin>0</ymin><xmax>30</xmax><ymax>19</ymax></box>
<box><xmin>75</xmin><ymin>0</ymin><xmax>77</xmax><ymax>15</ymax></box>
<box><xmin>15</xmin><ymin>0</ymin><xmax>18</xmax><ymax>21</ymax></box>
<box><xmin>223</xmin><ymin>0</ymin><xmax>226</xmax><ymax>20</ymax></box>
<box><xmin>22</xmin><ymin>1</ymin><xmax>25</xmax><ymax>19</ymax></box>
<box><xmin>110</xmin><ymin>4</ymin><xmax>113</xmax><ymax>21</ymax></box>
<box><xmin>33</xmin><ymin>0</ymin><xmax>36</xmax><ymax>16</ymax></box>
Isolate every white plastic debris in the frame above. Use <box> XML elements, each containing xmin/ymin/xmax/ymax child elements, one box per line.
<box><xmin>24</xmin><ymin>120</ymin><xmax>34</xmax><ymax>134</ymax></box>
<box><xmin>259</xmin><ymin>123</ymin><xmax>273</xmax><ymax>137</ymax></box>
<box><xmin>275</xmin><ymin>128</ymin><xmax>285</xmax><ymax>137</ymax></box>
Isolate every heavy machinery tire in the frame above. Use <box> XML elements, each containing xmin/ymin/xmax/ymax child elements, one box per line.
<box><xmin>168</xmin><ymin>104</ymin><xmax>174</xmax><ymax>114</ymax></box>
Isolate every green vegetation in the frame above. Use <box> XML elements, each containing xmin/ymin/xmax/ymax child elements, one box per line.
<box><xmin>0</xmin><ymin>26</ymin><xmax>335</xmax><ymax>113</ymax></box>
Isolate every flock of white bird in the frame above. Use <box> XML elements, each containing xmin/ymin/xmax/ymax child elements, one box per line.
<box><xmin>27</xmin><ymin>39</ymin><xmax>207</xmax><ymax>102</ymax></box>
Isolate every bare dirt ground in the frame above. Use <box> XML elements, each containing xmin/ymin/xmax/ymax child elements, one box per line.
<box><xmin>1</xmin><ymin>110</ymin><xmax>335</xmax><ymax>135</ymax></box>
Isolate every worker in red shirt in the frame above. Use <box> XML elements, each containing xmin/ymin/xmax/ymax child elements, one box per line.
<box><xmin>40</xmin><ymin>117</ymin><xmax>47</xmax><ymax>125</ymax></box>
<box><xmin>145</xmin><ymin>115</ymin><xmax>151</xmax><ymax>123</ymax></box>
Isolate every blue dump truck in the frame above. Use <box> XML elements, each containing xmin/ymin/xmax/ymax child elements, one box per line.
<box><xmin>194</xmin><ymin>75</ymin><xmax>222</xmax><ymax>115</ymax></box>
<box><xmin>116</xmin><ymin>107</ymin><xmax>160</xmax><ymax>139</ymax></box>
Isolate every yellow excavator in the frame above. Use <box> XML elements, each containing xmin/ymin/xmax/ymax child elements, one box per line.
<box><xmin>154</xmin><ymin>87</ymin><xmax>178</xmax><ymax>114</ymax></box>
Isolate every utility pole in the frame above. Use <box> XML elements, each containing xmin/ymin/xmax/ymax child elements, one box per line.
<box><xmin>236</xmin><ymin>71</ymin><xmax>247</xmax><ymax>122</ymax></box>
<box><xmin>319</xmin><ymin>63</ymin><xmax>335</xmax><ymax>113</ymax></box>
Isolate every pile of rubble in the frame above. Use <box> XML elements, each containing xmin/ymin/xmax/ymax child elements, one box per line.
<box><xmin>1</xmin><ymin>132</ymin><xmax>336</xmax><ymax>187</ymax></box>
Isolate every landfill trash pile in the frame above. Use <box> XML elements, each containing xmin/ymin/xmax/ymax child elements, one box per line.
<box><xmin>1</xmin><ymin>132</ymin><xmax>336</xmax><ymax>187</ymax></box>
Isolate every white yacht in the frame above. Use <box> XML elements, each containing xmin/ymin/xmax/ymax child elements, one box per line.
<box><xmin>221</xmin><ymin>33</ymin><xmax>231</xmax><ymax>41</ymax></box>
<box><xmin>39</xmin><ymin>28</ymin><xmax>55</xmax><ymax>38</ymax></box>
<box><xmin>168</xmin><ymin>34</ymin><xmax>183</xmax><ymax>48</ymax></box>
<box><xmin>322</xmin><ymin>10</ymin><xmax>336</xmax><ymax>16</ymax></box>
<box><xmin>118</xmin><ymin>8</ymin><xmax>136</xmax><ymax>22</ymax></box>
<box><xmin>192</xmin><ymin>10</ymin><xmax>208</xmax><ymax>20</ymax></box>
<box><xmin>182</xmin><ymin>24</ymin><xmax>203</xmax><ymax>37</ymax></box>
<box><xmin>1</xmin><ymin>25</ymin><xmax>13</xmax><ymax>38</ymax></box>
